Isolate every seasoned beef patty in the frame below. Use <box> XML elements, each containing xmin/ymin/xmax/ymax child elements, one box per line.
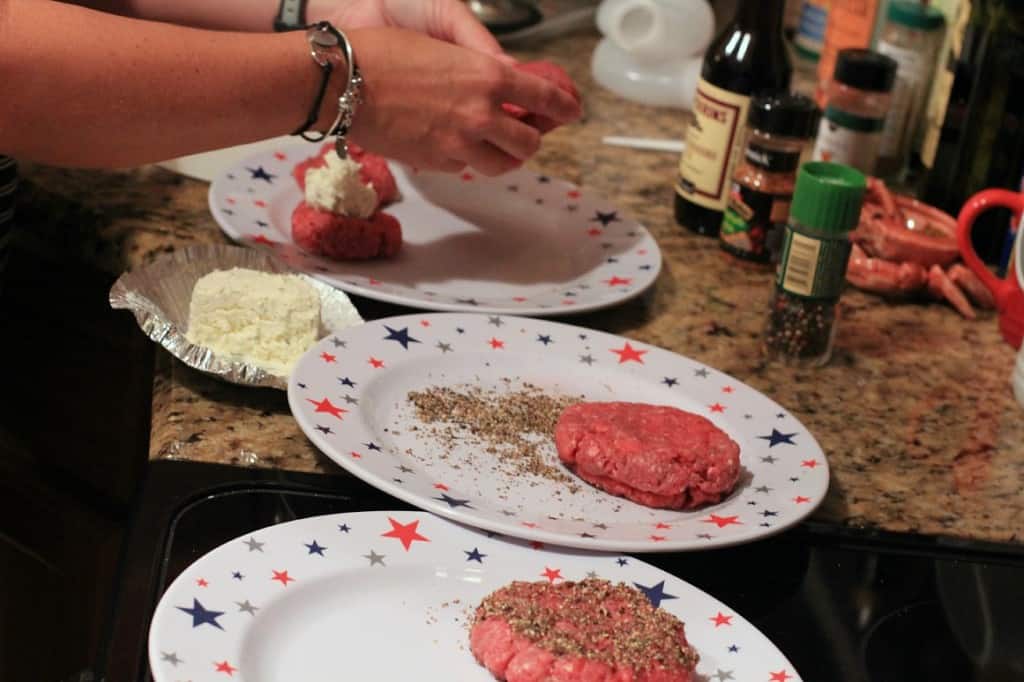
<box><xmin>554</xmin><ymin>402</ymin><xmax>740</xmax><ymax>509</ymax></box>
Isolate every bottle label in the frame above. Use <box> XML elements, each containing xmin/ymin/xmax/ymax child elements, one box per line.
<box><xmin>815</xmin><ymin>0</ymin><xmax>882</xmax><ymax>106</ymax></box>
<box><xmin>795</xmin><ymin>0</ymin><xmax>829</xmax><ymax>57</ymax></box>
<box><xmin>877</xmin><ymin>40</ymin><xmax>930</xmax><ymax>158</ymax></box>
<box><xmin>721</xmin><ymin>181</ymin><xmax>792</xmax><ymax>261</ymax></box>
<box><xmin>776</xmin><ymin>226</ymin><xmax>851</xmax><ymax>299</ymax></box>
<box><xmin>747</xmin><ymin>143</ymin><xmax>801</xmax><ymax>172</ymax></box>
<box><xmin>811</xmin><ymin>108</ymin><xmax>884</xmax><ymax>174</ymax></box>
<box><xmin>676</xmin><ymin>79</ymin><xmax>752</xmax><ymax>211</ymax></box>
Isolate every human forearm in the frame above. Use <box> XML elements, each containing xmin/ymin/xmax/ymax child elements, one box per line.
<box><xmin>62</xmin><ymin>0</ymin><xmax>279</xmax><ymax>31</ymax></box>
<box><xmin>0</xmin><ymin>0</ymin><xmax>338</xmax><ymax>167</ymax></box>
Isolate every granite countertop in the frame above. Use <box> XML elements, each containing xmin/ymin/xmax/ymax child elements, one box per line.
<box><xmin>16</xmin><ymin>29</ymin><xmax>1023</xmax><ymax>546</ymax></box>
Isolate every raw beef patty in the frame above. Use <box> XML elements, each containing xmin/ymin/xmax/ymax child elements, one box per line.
<box><xmin>554</xmin><ymin>402</ymin><xmax>740</xmax><ymax>509</ymax></box>
<box><xmin>291</xmin><ymin>203</ymin><xmax>401</xmax><ymax>260</ymax></box>
<box><xmin>470</xmin><ymin>578</ymin><xmax>698</xmax><ymax>682</ymax></box>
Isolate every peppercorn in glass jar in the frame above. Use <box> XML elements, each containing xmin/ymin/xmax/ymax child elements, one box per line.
<box><xmin>811</xmin><ymin>48</ymin><xmax>897</xmax><ymax>175</ymax></box>
<box><xmin>720</xmin><ymin>93</ymin><xmax>820</xmax><ymax>264</ymax></box>
<box><xmin>764</xmin><ymin>162</ymin><xmax>867</xmax><ymax>367</ymax></box>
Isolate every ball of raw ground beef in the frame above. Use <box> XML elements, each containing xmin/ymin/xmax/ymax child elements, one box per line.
<box><xmin>554</xmin><ymin>402</ymin><xmax>741</xmax><ymax>509</ymax></box>
<box><xmin>292</xmin><ymin>202</ymin><xmax>401</xmax><ymax>260</ymax></box>
<box><xmin>503</xmin><ymin>61</ymin><xmax>581</xmax><ymax>133</ymax></box>
<box><xmin>291</xmin><ymin>142</ymin><xmax>399</xmax><ymax>208</ymax></box>
<box><xmin>470</xmin><ymin>578</ymin><xmax>698</xmax><ymax>682</ymax></box>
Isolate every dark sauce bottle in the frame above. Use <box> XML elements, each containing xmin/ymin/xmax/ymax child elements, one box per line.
<box><xmin>674</xmin><ymin>0</ymin><xmax>793</xmax><ymax>237</ymax></box>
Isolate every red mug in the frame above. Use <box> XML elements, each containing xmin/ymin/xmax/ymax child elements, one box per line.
<box><xmin>956</xmin><ymin>189</ymin><xmax>1024</xmax><ymax>349</ymax></box>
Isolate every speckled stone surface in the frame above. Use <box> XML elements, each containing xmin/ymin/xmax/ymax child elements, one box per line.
<box><xmin>15</xmin><ymin>29</ymin><xmax>1024</xmax><ymax>545</ymax></box>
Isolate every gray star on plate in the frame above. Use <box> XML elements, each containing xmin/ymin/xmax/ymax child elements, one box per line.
<box><xmin>593</xmin><ymin>522</ymin><xmax>609</xmax><ymax>530</ymax></box>
<box><xmin>790</xmin><ymin>476</ymin><xmax>800</xmax><ymax>482</ymax></box>
<box><xmin>501</xmin><ymin>510</ymin><xmax>516</xmax><ymax>517</ymax></box>
<box><xmin>343</xmin><ymin>395</ymin><xmax>358</xmax><ymax>405</ymax></box>
<box><xmin>744</xmin><ymin>414</ymin><xmax>753</xmax><ymax>419</ymax></box>
<box><xmin>243</xmin><ymin>537</ymin><xmax>264</xmax><ymax>552</ymax></box>
<box><xmin>364</xmin><ymin>550</ymin><xmax>386</xmax><ymax>566</ymax></box>
<box><xmin>398</xmin><ymin>465</ymin><xmax>414</xmax><ymax>473</ymax></box>
<box><xmin>161</xmin><ymin>652</ymin><xmax>182</xmax><ymax>666</ymax></box>
<box><xmin>586</xmin><ymin>571</ymin><xmax>599</xmax><ymax>579</ymax></box>
<box><xmin>436</xmin><ymin>341</ymin><xmax>453</xmax><ymax>353</ymax></box>
<box><xmin>694</xmin><ymin>368</ymin><xmax>709</xmax><ymax>378</ymax></box>
<box><xmin>579</xmin><ymin>354</ymin><xmax>596</xmax><ymax>365</ymax></box>
<box><xmin>761</xmin><ymin>455</ymin><xmax>778</xmax><ymax>464</ymax></box>
<box><xmin>331</xmin><ymin>338</ymin><xmax>347</xmax><ymax>348</ymax></box>
<box><xmin>567</xmin><ymin>204</ymin><xmax>578</xmax><ymax>212</ymax></box>
<box><xmin>236</xmin><ymin>600</ymin><xmax>259</xmax><ymax>616</ymax></box>
<box><xmin>755</xmin><ymin>485</ymin><xmax>773</xmax><ymax>494</ymax></box>
<box><xmin>714</xmin><ymin>669</ymin><xmax>735</xmax><ymax>681</ymax></box>
<box><xmin>697</xmin><ymin>533</ymin><xmax>713</xmax><ymax>540</ymax></box>
<box><xmin>488</xmin><ymin>316</ymin><xmax>504</xmax><ymax>327</ymax></box>
<box><xmin>580</xmin><ymin>532</ymin><xmax>596</xmax><ymax>539</ymax></box>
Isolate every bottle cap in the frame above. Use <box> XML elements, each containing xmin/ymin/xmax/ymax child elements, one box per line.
<box><xmin>888</xmin><ymin>1</ymin><xmax>945</xmax><ymax>30</ymax></box>
<box><xmin>790</xmin><ymin>162</ymin><xmax>867</xmax><ymax>233</ymax></box>
<box><xmin>748</xmin><ymin>94</ymin><xmax>821</xmax><ymax>139</ymax></box>
<box><xmin>833</xmin><ymin>49</ymin><xmax>898</xmax><ymax>93</ymax></box>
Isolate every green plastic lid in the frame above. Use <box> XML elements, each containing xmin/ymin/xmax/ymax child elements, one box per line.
<box><xmin>790</xmin><ymin>162</ymin><xmax>867</xmax><ymax>233</ymax></box>
<box><xmin>887</xmin><ymin>1</ymin><xmax>945</xmax><ymax>30</ymax></box>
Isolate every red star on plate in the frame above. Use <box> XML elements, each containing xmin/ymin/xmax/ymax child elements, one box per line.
<box><xmin>567</xmin><ymin>189</ymin><xmax>581</xmax><ymax>199</ymax></box>
<box><xmin>368</xmin><ymin>357</ymin><xmax>385</xmax><ymax>368</ymax></box>
<box><xmin>637</xmin><ymin>249</ymin><xmax>648</xmax><ymax>255</ymax></box>
<box><xmin>769</xmin><ymin>671</ymin><xmax>792</xmax><ymax>682</ymax></box>
<box><xmin>368</xmin><ymin>278</ymin><xmax>382</xmax><ymax>286</ymax></box>
<box><xmin>541</xmin><ymin>567</ymin><xmax>563</xmax><ymax>583</ymax></box>
<box><xmin>433</xmin><ymin>483</ymin><xmax>449</xmax><ymax>491</ymax></box>
<box><xmin>461</xmin><ymin>172</ymin><xmax>474</xmax><ymax>181</ymax></box>
<box><xmin>225</xmin><ymin>197</ymin><xmax>236</xmax><ymax>204</ymax></box>
<box><xmin>215</xmin><ymin>660</ymin><xmax>237</xmax><ymax>676</ymax></box>
<box><xmin>381</xmin><ymin>517</ymin><xmax>430</xmax><ymax>551</ymax></box>
<box><xmin>722</xmin><ymin>386</ymin><xmax>735</xmax><ymax>393</ymax></box>
<box><xmin>196</xmin><ymin>578</ymin><xmax>208</xmax><ymax>588</ymax></box>
<box><xmin>273</xmin><ymin>151</ymin><xmax>287</xmax><ymax>160</ymax></box>
<box><xmin>320</xmin><ymin>351</ymin><xmax>336</xmax><ymax>363</ymax></box>
<box><xmin>512</xmin><ymin>296</ymin><xmax>527</xmax><ymax>302</ymax></box>
<box><xmin>562</xmin><ymin>299</ymin><xmax>576</xmax><ymax>305</ymax></box>
<box><xmin>702</xmin><ymin>514</ymin><xmax>741</xmax><ymax>528</ymax></box>
<box><xmin>530</xmin><ymin>541</ymin><xmax>545</xmax><ymax>550</ymax></box>
<box><xmin>253</xmin><ymin>199</ymin><xmax>267</xmax><ymax>208</ymax></box>
<box><xmin>603</xmin><ymin>276</ymin><xmax>633</xmax><ymax>287</ymax></box>
<box><xmin>801</xmin><ymin>459</ymin><xmax>820</xmax><ymax>468</ymax></box>
<box><xmin>350</xmin><ymin>451</ymin><xmax>362</xmax><ymax>459</ymax></box>
<box><xmin>611</xmin><ymin>342</ymin><xmax>647</xmax><ymax>364</ymax></box>
<box><xmin>489</xmin><ymin>338</ymin><xmax>505</xmax><ymax>349</ymax></box>
<box><xmin>271</xmin><ymin>569</ymin><xmax>294</xmax><ymax>586</ymax></box>
<box><xmin>521</xmin><ymin>521</ymin><xmax>538</xmax><ymax>528</ymax></box>
<box><xmin>587</xmin><ymin>227</ymin><xmax>603</xmax><ymax>237</ymax></box>
<box><xmin>251</xmin><ymin>235</ymin><xmax>277</xmax><ymax>246</ymax></box>
<box><xmin>709</xmin><ymin>403</ymin><xmax>726</xmax><ymax>413</ymax></box>
<box><xmin>710</xmin><ymin>611</ymin><xmax>733</xmax><ymax>627</ymax></box>
<box><xmin>794</xmin><ymin>496</ymin><xmax>812</xmax><ymax>504</ymax></box>
<box><xmin>307</xmin><ymin>397</ymin><xmax>346</xmax><ymax>420</ymax></box>
<box><xmin>654</xmin><ymin>522</ymin><xmax>672</xmax><ymax>529</ymax></box>
<box><xmin>649</xmin><ymin>535</ymin><xmax>667</xmax><ymax>542</ymax></box>
<box><xmin>419</xmin><ymin>320</ymin><xmax>431</xmax><ymax>327</ymax></box>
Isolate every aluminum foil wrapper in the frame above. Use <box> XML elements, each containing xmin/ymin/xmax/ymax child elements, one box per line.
<box><xmin>109</xmin><ymin>245</ymin><xmax>363</xmax><ymax>390</ymax></box>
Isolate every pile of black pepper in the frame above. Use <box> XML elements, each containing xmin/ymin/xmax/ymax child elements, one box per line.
<box><xmin>407</xmin><ymin>382</ymin><xmax>582</xmax><ymax>486</ymax></box>
<box><xmin>472</xmin><ymin>578</ymin><xmax>698</xmax><ymax>673</ymax></box>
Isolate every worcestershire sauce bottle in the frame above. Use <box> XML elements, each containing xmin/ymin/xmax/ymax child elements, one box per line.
<box><xmin>675</xmin><ymin>0</ymin><xmax>792</xmax><ymax>237</ymax></box>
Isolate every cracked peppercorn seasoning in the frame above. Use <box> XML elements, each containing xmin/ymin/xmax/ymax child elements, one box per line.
<box><xmin>764</xmin><ymin>162</ymin><xmax>866</xmax><ymax>366</ymax></box>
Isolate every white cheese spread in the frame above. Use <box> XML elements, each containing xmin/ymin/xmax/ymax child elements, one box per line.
<box><xmin>304</xmin><ymin>151</ymin><xmax>378</xmax><ymax>218</ymax></box>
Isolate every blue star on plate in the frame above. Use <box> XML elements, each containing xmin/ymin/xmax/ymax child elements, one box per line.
<box><xmin>176</xmin><ymin>598</ymin><xmax>225</xmax><ymax>629</ymax></box>
<box><xmin>592</xmin><ymin>210</ymin><xmax>620</xmax><ymax>226</ymax></box>
<box><xmin>762</xmin><ymin>510</ymin><xmax>778</xmax><ymax>517</ymax></box>
<box><xmin>255</xmin><ymin>220</ymin><xmax>268</xmax><ymax>228</ymax></box>
<box><xmin>616</xmin><ymin>558</ymin><xmax>629</xmax><ymax>566</ymax></box>
<box><xmin>222</xmin><ymin>208</ymin><xmax>234</xmax><ymax>215</ymax></box>
<box><xmin>338</xmin><ymin>377</ymin><xmax>356</xmax><ymax>388</ymax></box>
<box><xmin>383</xmin><ymin>325</ymin><xmax>421</xmax><ymax>350</ymax></box>
<box><xmin>537</xmin><ymin>334</ymin><xmax>553</xmax><ymax>346</ymax></box>
<box><xmin>759</xmin><ymin>429</ymin><xmax>798</xmax><ymax>447</ymax></box>
<box><xmin>231</xmin><ymin>571</ymin><xmax>244</xmax><ymax>581</ymax></box>
<box><xmin>435</xmin><ymin>493</ymin><xmax>473</xmax><ymax>509</ymax></box>
<box><xmin>537</xmin><ymin>175</ymin><xmax>551</xmax><ymax>183</ymax></box>
<box><xmin>365</xmin><ymin>442</ymin><xmax>382</xmax><ymax>452</ymax></box>
<box><xmin>633</xmin><ymin>581</ymin><xmax>677</xmax><ymax>608</ymax></box>
<box><xmin>662</xmin><ymin>377</ymin><xmax>678</xmax><ymax>387</ymax></box>
<box><xmin>315</xmin><ymin>425</ymin><xmax>333</xmax><ymax>435</ymax></box>
<box><xmin>305</xmin><ymin>540</ymin><xmax>327</xmax><ymax>556</ymax></box>
<box><xmin>465</xmin><ymin>548</ymin><xmax>486</xmax><ymax>563</ymax></box>
<box><xmin>338</xmin><ymin>524</ymin><xmax>351</xmax><ymax>533</ymax></box>
<box><xmin>247</xmin><ymin>166</ymin><xmax>276</xmax><ymax>183</ymax></box>
<box><xmin>297</xmin><ymin>383</ymin><xmax>307</xmax><ymax>389</ymax></box>
<box><xmin>456</xmin><ymin>327</ymin><xmax>466</xmax><ymax>334</ymax></box>
<box><xmin>455</xmin><ymin>298</ymin><xmax>479</xmax><ymax>306</ymax></box>
<box><xmin>728</xmin><ymin>644</ymin><xmax>740</xmax><ymax>653</ymax></box>
<box><xmin>607</xmin><ymin>257</ymin><xmax>619</xmax><ymax>263</ymax></box>
<box><xmin>639</xmin><ymin>264</ymin><xmax>653</xmax><ymax>270</ymax></box>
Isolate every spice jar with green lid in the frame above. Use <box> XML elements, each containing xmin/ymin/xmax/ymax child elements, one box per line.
<box><xmin>764</xmin><ymin>162</ymin><xmax>867</xmax><ymax>367</ymax></box>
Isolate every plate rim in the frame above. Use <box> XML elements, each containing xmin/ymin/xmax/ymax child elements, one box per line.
<box><xmin>287</xmin><ymin>312</ymin><xmax>830</xmax><ymax>553</ymax></box>
<box><xmin>207</xmin><ymin>142</ymin><xmax>664</xmax><ymax>316</ymax></box>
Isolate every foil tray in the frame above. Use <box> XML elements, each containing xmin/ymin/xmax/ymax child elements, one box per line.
<box><xmin>109</xmin><ymin>245</ymin><xmax>363</xmax><ymax>390</ymax></box>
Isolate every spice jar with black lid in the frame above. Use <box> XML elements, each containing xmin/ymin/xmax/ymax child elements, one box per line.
<box><xmin>720</xmin><ymin>93</ymin><xmax>820</xmax><ymax>264</ymax></box>
<box><xmin>764</xmin><ymin>162</ymin><xmax>866</xmax><ymax>367</ymax></box>
<box><xmin>811</xmin><ymin>48</ymin><xmax>897</xmax><ymax>175</ymax></box>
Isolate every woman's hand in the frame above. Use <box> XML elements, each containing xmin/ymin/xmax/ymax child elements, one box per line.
<box><xmin>309</xmin><ymin>0</ymin><xmax>506</xmax><ymax>57</ymax></box>
<box><xmin>343</xmin><ymin>28</ymin><xmax>581</xmax><ymax>176</ymax></box>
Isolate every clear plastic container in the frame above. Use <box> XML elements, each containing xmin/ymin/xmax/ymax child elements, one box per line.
<box><xmin>875</xmin><ymin>1</ymin><xmax>946</xmax><ymax>179</ymax></box>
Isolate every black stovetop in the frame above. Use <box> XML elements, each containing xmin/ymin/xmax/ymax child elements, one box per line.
<box><xmin>100</xmin><ymin>460</ymin><xmax>1024</xmax><ymax>682</ymax></box>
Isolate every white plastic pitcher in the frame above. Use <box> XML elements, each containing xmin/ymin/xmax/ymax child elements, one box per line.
<box><xmin>1013</xmin><ymin>226</ymin><xmax>1024</xmax><ymax>408</ymax></box>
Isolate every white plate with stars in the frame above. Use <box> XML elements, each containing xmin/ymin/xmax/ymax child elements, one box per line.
<box><xmin>148</xmin><ymin>510</ymin><xmax>802</xmax><ymax>682</ymax></box>
<box><xmin>287</xmin><ymin>313</ymin><xmax>829</xmax><ymax>553</ymax></box>
<box><xmin>208</xmin><ymin>142</ymin><xmax>661</xmax><ymax>315</ymax></box>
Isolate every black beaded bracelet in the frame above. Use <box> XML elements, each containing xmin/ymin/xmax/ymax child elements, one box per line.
<box><xmin>291</xmin><ymin>57</ymin><xmax>333</xmax><ymax>139</ymax></box>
